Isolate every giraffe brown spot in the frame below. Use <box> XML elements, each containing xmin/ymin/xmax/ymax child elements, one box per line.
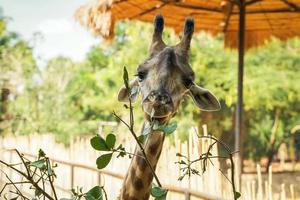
<box><xmin>136</xmin><ymin>154</ymin><xmax>147</xmax><ymax>171</ymax></box>
<box><xmin>149</xmin><ymin>139</ymin><xmax>160</xmax><ymax>155</ymax></box>
<box><xmin>147</xmin><ymin>171</ymin><xmax>154</xmax><ymax>185</ymax></box>
<box><xmin>130</xmin><ymin>167</ymin><xmax>144</xmax><ymax>191</ymax></box>
<box><xmin>133</xmin><ymin>177</ymin><xmax>144</xmax><ymax>191</ymax></box>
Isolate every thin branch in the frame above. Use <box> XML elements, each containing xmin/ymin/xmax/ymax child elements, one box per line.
<box><xmin>197</xmin><ymin>135</ymin><xmax>239</xmax><ymax>200</ymax></box>
<box><xmin>40</xmin><ymin>170</ymin><xmax>46</xmax><ymax>200</ymax></box>
<box><xmin>190</xmin><ymin>155</ymin><xmax>229</xmax><ymax>165</ymax></box>
<box><xmin>0</xmin><ymin>181</ymin><xmax>30</xmax><ymax>196</ymax></box>
<box><xmin>34</xmin><ymin>170</ymin><xmax>48</xmax><ymax>185</ymax></box>
<box><xmin>46</xmin><ymin>158</ymin><xmax>58</xmax><ymax>200</ymax></box>
<box><xmin>113</xmin><ymin>72</ymin><xmax>163</xmax><ymax>187</ymax></box>
<box><xmin>15</xmin><ymin>149</ymin><xmax>31</xmax><ymax>177</ymax></box>
<box><xmin>113</xmin><ymin>149</ymin><xmax>145</xmax><ymax>159</ymax></box>
<box><xmin>113</xmin><ymin>111</ymin><xmax>162</xmax><ymax>187</ymax></box>
<box><xmin>0</xmin><ymin>158</ymin><xmax>55</xmax><ymax>200</ymax></box>
<box><xmin>2</xmin><ymin>173</ymin><xmax>30</xmax><ymax>200</ymax></box>
<box><xmin>102</xmin><ymin>187</ymin><xmax>108</xmax><ymax>200</ymax></box>
<box><xmin>219</xmin><ymin>169</ymin><xmax>232</xmax><ymax>184</ymax></box>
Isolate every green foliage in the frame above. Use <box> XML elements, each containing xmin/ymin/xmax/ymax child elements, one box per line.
<box><xmin>91</xmin><ymin>134</ymin><xmax>128</xmax><ymax>169</ymax></box>
<box><xmin>86</xmin><ymin>46</ymin><xmax>108</xmax><ymax>71</ymax></box>
<box><xmin>153</xmin><ymin>121</ymin><xmax>177</xmax><ymax>135</ymax></box>
<box><xmin>85</xmin><ymin>186</ymin><xmax>103</xmax><ymax>200</ymax></box>
<box><xmin>91</xmin><ymin>136</ymin><xmax>109</xmax><ymax>151</ymax></box>
<box><xmin>1</xmin><ymin>8</ymin><xmax>300</xmax><ymax>160</ymax></box>
<box><xmin>96</xmin><ymin>153</ymin><xmax>113</xmax><ymax>169</ymax></box>
<box><xmin>29</xmin><ymin>159</ymin><xmax>46</xmax><ymax>169</ymax></box>
<box><xmin>0</xmin><ymin>148</ymin><xmax>107</xmax><ymax>200</ymax></box>
<box><xmin>106</xmin><ymin>133</ymin><xmax>116</xmax><ymax>149</ymax></box>
<box><xmin>150</xmin><ymin>186</ymin><xmax>168</xmax><ymax>200</ymax></box>
<box><xmin>234</xmin><ymin>191</ymin><xmax>241</xmax><ymax>199</ymax></box>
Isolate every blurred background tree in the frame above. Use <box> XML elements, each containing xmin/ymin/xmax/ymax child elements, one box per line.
<box><xmin>1</xmin><ymin>8</ymin><xmax>300</xmax><ymax>164</ymax></box>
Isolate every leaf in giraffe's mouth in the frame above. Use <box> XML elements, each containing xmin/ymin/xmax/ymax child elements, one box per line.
<box><xmin>152</xmin><ymin>120</ymin><xmax>177</xmax><ymax>135</ymax></box>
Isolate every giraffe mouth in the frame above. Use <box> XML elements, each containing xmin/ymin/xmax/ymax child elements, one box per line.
<box><xmin>142</xmin><ymin>102</ymin><xmax>174</xmax><ymax>119</ymax></box>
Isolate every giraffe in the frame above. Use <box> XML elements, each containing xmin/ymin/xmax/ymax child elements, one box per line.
<box><xmin>117</xmin><ymin>14</ymin><xmax>221</xmax><ymax>200</ymax></box>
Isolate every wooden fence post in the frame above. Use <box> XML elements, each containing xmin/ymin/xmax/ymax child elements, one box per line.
<box><xmin>184</xmin><ymin>190</ymin><xmax>190</xmax><ymax>200</ymax></box>
<box><xmin>70</xmin><ymin>165</ymin><xmax>74</xmax><ymax>189</ymax></box>
<box><xmin>98</xmin><ymin>172</ymin><xmax>101</xmax><ymax>186</ymax></box>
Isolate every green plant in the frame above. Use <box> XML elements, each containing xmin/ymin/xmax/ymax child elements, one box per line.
<box><xmin>0</xmin><ymin>149</ymin><xmax>106</xmax><ymax>200</ymax></box>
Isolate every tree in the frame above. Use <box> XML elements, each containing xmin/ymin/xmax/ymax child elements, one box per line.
<box><xmin>0</xmin><ymin>9</ymin><xmax>37</xmax><ymax>135</ymax></box>
<box><xmin>1</xmin><ymin>11</ymin><xmax>300</xmax><ymax>164</ymax></box>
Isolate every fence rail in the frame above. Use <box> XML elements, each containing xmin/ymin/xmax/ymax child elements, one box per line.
<box><xmin>0</xmin><ymin>148</ymin><xmax>225</xmax><ymax>200</ymax></box>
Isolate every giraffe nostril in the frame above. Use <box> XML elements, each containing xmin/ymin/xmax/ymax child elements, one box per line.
<box><xmin>148</xmin><ymin>94</ymin><xmax>155</xmax><ymax>102</ymax></box>
<box><xmin>146</xmin><ymin>91</ymin><xmax>171</xmax><ymax>104</ymax></box>
<box><xmin>156</xmin><ymin>94</ymin><xmax>170</xmax><ymax>104</ymax></box>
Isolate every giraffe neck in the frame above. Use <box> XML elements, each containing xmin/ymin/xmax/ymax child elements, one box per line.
<box><xmin>119</xmin><ymin>120</ymin><xmax>165</xmax><ymax>200</ymax></box>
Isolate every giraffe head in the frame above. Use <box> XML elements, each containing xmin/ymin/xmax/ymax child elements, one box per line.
<box><xmin>118</xmin><ymin>15</ymin><xmax>220</xmax><ymax>121</ymax></box>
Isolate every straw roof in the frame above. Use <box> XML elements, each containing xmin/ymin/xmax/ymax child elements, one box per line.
<box><xmin>75</xmin><ymin>0</ymin><xmax>300</xmax><ymax>48</ymax></box>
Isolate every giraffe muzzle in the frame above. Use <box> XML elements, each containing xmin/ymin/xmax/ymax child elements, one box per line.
<box><xmin>142</xmin><ymin>90</ymin><xmax>174</xmax><ymax>118</ymax></box>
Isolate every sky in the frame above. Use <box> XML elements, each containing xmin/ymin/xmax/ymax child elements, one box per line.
<box><xmin>1</xmin><ymin>0</ymin><xmax>99</xmax><ymax>63</ymax></box>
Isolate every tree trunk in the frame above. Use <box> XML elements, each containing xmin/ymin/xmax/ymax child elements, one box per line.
<box><xmin>266</xmin><ymin>109</ymin><xmax>280</xmax><ymax>172</ymax></box>
<box><xmin>266</xmin><ymin>141</ymin><xmax>277</xmax><ymax>172</ymax></box>
<box><xmin>0</xmin><ymin>87</ymin><xmax>10</xmax><ymax>121</ymax></box>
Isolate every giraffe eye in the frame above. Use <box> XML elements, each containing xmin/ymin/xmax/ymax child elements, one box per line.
<box><xmin>136</xmin><ymin>71</ymin><xmax>147</xmax><ymax>82</ymax></box>
<box><xmin>183</xmin><ymin>77</ymin><xmax>193</xmax><ymax>88</ymax></box>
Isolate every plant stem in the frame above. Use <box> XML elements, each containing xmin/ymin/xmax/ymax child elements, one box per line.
<box><xmin>0</xmin><ymin>158</ymin><xmax>55</xmax><ymax>200</ymax></box>
<box><xmin>15</xmin><ymin>149</ymin><xmax>31</xmax><ymax>177</ymax></box>
<box><xmin>113</xmin><ymin>113</ymin><xmax>162</xmax><ymax>187</ymax></box>
<box><xmin>46</xmin><ymin>158</ymin><xmax>58</xmax><ymax>200</ymax></box>
<box><xmin>113</xmin><ymin>149</ymin><xmax>145</xmax><ymax>159</ymax></box>
<box><xmin>198</xmin><ymin>135</ymin><xmax>239</xmax><ymax>200</ymax></box>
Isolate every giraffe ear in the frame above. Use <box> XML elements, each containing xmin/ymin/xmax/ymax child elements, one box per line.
<box><xmin>118</xmin><ymin>78</ymin><xmax>140</xmax><ymax>102</ymax></box>
<box><xmin>188</xmin><ymin>84</ymin><xmax>221</xmax><ymax>111</ymax></box>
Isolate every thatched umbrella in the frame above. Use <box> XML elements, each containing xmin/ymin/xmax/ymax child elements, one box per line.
<box><xmin>75</xmin><ymin>0</ymin><xmax>300</xmax><ymax>157</ymax></box>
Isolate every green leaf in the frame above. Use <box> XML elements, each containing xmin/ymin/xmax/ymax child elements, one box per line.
<box><xmin>117</xmin><ymin>151</ymin><xmax>126</xmax><ymax>158</ymax></box>
<box><xmin>106</xmin><ymin>134</ymin><xmax>116</xmax><ymax>149</ymax></box>
<box><xmin>175</xmin><ymin>153</ymin><xmax>187</xmax><ymax>158</ymax></box>
<box><xmin>178</xmin><ymin>160</ymin><xmax>186</xmax><ymax>165</ymax></box>
<box><xmin>90</xmin><ymin>136</ymin><xmax>109</xmax><ymax>151</ymax></box>
<box><xmin>85</xmin><ymin>186</ymin><xmax>103</xmax><ymax>200</ymax></box>
<box><xmin>29</xmin><ymin>159</ymin><xmax>46</xmax><ymax>169</ymax></box>
<box><xmin>116</xmin><ymin>144</ymin><xmax>126</xmax><ymax>158</ymax></box>
<box><xmin>46</xmin><ymin>160</ymin><xmax>55</xmax><ymax>176</ymax></box>
<box><xmin>123</xmin><ymin>66</ymin><xmax>129</xmax><ymax>90</ymax></box>
<box><xmin>137</xmin><ymin>135</ymin><xmax>147</xmax><ymax>144</ymax></box>
<box><xmin>153</xmin><ymin>121</ymin><xmax>177</xmax><ymax>135</ymax></box>
<box><xmin>35</xmin><ymin>188</ymin><xmax>43</xmax><ymax>197</ymax></box>
<box><xmin>234</xmin><ymin>191</ymin><xmax>241</xmax><ymax>199</ymax></box>
<box><xmin>96</xmin><ymin>153</ymin><xmax>113</xmax><ymax>169</ymax></box>
<box><xmin>151</xmin><ymin>186</ymin><xmax>168</xmax><ymax>199</ymax></box>
<box><xmin>38</xmin><ymin>149</ymin><xmax>46</xmax><ymax>158</ymax></box>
